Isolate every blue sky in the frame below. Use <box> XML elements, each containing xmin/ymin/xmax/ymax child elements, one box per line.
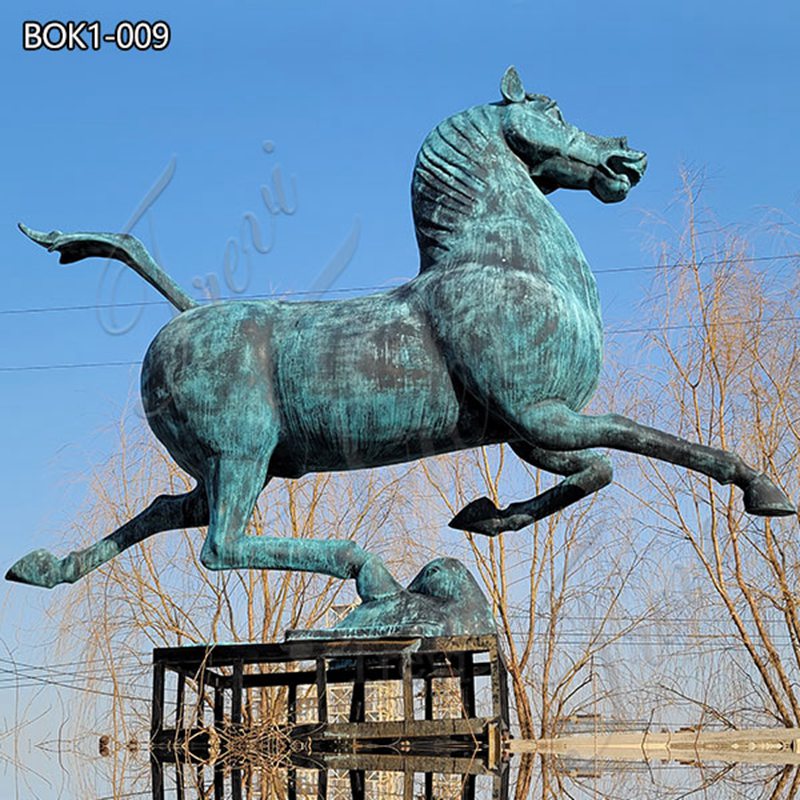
<box><xmin>1</xmin><ymin>0</ymin><xmax>799</xmax><ymax>628</ymax></box>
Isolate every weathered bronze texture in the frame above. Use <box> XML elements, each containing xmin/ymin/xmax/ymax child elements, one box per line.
<box><xmin>7</xmin><ymin>67</ymin><xmax>794</xmax><ymax>607</ymax></box>
<box><xmin>288</xmin><ymin>557</ymin><xmax>497</xmax><ymax>639</ymax></box>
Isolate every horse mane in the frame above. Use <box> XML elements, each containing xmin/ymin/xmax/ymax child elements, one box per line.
<box><xmin>412</xmin><ymin>105</ymin><xmax>499</xmax><ymax>272</ymax></box>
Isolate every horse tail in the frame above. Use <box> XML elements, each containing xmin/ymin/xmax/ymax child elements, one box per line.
<box><xmin>18</xmin><ymin>223</ymin><xmax>198</xmax><ymax>313</ymax></box>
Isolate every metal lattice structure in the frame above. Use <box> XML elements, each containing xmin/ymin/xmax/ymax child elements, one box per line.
<box><xmin>150</xmin><ymin>635</ymin><xmax>510</xmax><ymax>799</ymax></box>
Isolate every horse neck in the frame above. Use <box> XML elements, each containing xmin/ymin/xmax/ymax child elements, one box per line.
<box><xmin>411</xmin><ymin>104</ymin><xmax>588</xmax><ymax>284</ymax></box>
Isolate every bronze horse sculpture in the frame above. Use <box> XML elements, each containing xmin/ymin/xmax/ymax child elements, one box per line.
<box><xmin>7</xmin><ymin>66</ymin><xmax>794</xmax><ymax>593</ymax></box>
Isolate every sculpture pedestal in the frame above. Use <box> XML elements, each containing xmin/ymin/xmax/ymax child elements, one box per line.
<box><xmin>150</xmin><ymin>635</ymin><xmax>511</xmax><ymax>799</ymax></box>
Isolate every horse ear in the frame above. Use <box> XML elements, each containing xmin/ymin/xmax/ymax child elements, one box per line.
<box><xmin>500</xmin><ymin>66</ymin><xmax>525</xmax><ymax>103</ymax></box>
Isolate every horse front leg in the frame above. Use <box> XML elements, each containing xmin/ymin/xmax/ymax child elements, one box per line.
<box><xmin>450</xmin><ymin>444</ymin><xmax>613</xmax><ymax>536</ymax></box>
<box><xmin>519</xmin><ymin>400</ymin><xmax>794</xmax><ymax>517</ymax></box>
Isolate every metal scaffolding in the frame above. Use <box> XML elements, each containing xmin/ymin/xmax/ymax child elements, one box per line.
<box><xmin>150</xmin><ymin>635</ymin><xmax>511</xmax><ymax>799</ymax></box>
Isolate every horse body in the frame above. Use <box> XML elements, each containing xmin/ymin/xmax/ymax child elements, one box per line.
<box><xmin>7</xmin><ymin>66</ymin><xmax>794</xmax><ymax>590</ymax></box>
<box><xmin>141</xmin><ymin>292</ymin><xmax>484</xmax><ymax>479</ymax></box>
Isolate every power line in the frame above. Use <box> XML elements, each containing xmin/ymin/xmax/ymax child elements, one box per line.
<box><xmin>2</xmin><ymin>313</ymin><xmax>798</xmax><ymax>373</ymax></box>
<box><xmin>0</xmin><ymin>667</ymin><xmax>147</xmax><ymax>702</ymax></box>
<box><xmin>1</xmin><ymin>622</ymin><xmax>796</xmax><ymax>691</ymax></box>
<box><xmin>0</xmin><ymin>359</ymin><xmax>141</xmax><ymax>373</ymax></box>
<box><xmin>0</xmin><ymin>662</ymin><xmax>145</xmax><ymax>683</ymax></box>
<box><xmin>593</xmin><ymin>252</ymin><xmax>798</xmax><ymax>275</ymax></box>
<box><xmin>606</xmin><ymin>314</ymin><xmax>800</xmax><ymax>336</ymax></box>
<box><xmin>1</xmin><ymin>252</ymin><xmax>797</xmax><ymax>318</ymax></box>
<box><xmin>0</xmin><ymin>654</ymin><xmax>142</xmax><ymax>670</ymax></box>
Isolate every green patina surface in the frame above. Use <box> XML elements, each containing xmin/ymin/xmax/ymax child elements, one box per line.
<box><xmin>6</xmin><ymin>68</ymin><xmax>794</xmax><ymax>639</ymax></box>
<box><xmin>289</xmin><ymin>558</ymin><xmax>497</xmax><ymax>640</ymax></box>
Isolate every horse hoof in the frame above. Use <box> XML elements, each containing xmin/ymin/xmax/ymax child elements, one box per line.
<box><xmin>5</xmin><ymin>549</ymin><xmax>62</xmax><ymax>588</ymax></box>
<box><xmin>743</xmin><ymin>474</ymin><xmax>796</xmax><ymax>517</ymax></box>
<box><xmin>355</xmin><ymin>554</ymin><xmax>403</xmax><ymax>602</ymax></box>
<box><xmin>449</xmin><ymin>497</ymin><xmax>504</xmax><ymax>536</ymax></box>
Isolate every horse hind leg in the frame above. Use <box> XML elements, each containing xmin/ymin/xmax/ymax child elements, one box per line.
<box><xmin>199</xmin><ymin>455</ymin><xmax>401</xmax><ymax>601</ymax></box>
<box><xmin>450</xmin><ymin>444</ymin><xmax>613</xmax><ymax>536</ymax></box>
<box><xmin>5</xmin><ymin>486</ymin><xmax>209</xmax><ymax>588</ymax></box>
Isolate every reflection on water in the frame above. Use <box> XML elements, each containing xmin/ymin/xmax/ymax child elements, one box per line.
<box><xmin>145</xmin><ymin>755</ymin><xmax>800</xmax><ymax>800</ymax></box>
<box><xmin>10</xmin><ymin>735</ymin><xmax>800</xmax><ymax>798</ymax></box>
<box><xmin>139</xmin><ymin>635</ymin><xmax>800</xmax><ymax>800</ymax></box>
<box><xmin>151</xmin><ymin>753</ymin><xmax>510</xmax><ymax>799</ymax></box>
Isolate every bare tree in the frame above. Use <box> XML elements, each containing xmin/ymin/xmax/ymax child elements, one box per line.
<box><xmin>622</xmin><ymin>174</ymin><xmax>800</xmax><ymax>734</ymax></box>
<box><xmin>419</xmin><ymin>446</ymin><xmax>654</xmax><ymax>753</ymax></box>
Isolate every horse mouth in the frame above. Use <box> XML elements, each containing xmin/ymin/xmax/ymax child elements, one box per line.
<box><xmin>602</xmin><ymin>151</ymin><xmax>647</xmax><ymax>187</ymax></box>
<box><xmin>527</xmin><ymin>148</ymin><xmax>647</xmax><ymax>201</ymax></box>
<box><xmin>593</xmin><ymin>150</ymin><xmax>647</xmax><ymax>202</ymax></box>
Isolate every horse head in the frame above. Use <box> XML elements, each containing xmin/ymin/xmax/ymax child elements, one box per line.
<box><xmin>499</xmin><ymin>66</ymin><xmax>647</xmax><ymax>203</ymax></box>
